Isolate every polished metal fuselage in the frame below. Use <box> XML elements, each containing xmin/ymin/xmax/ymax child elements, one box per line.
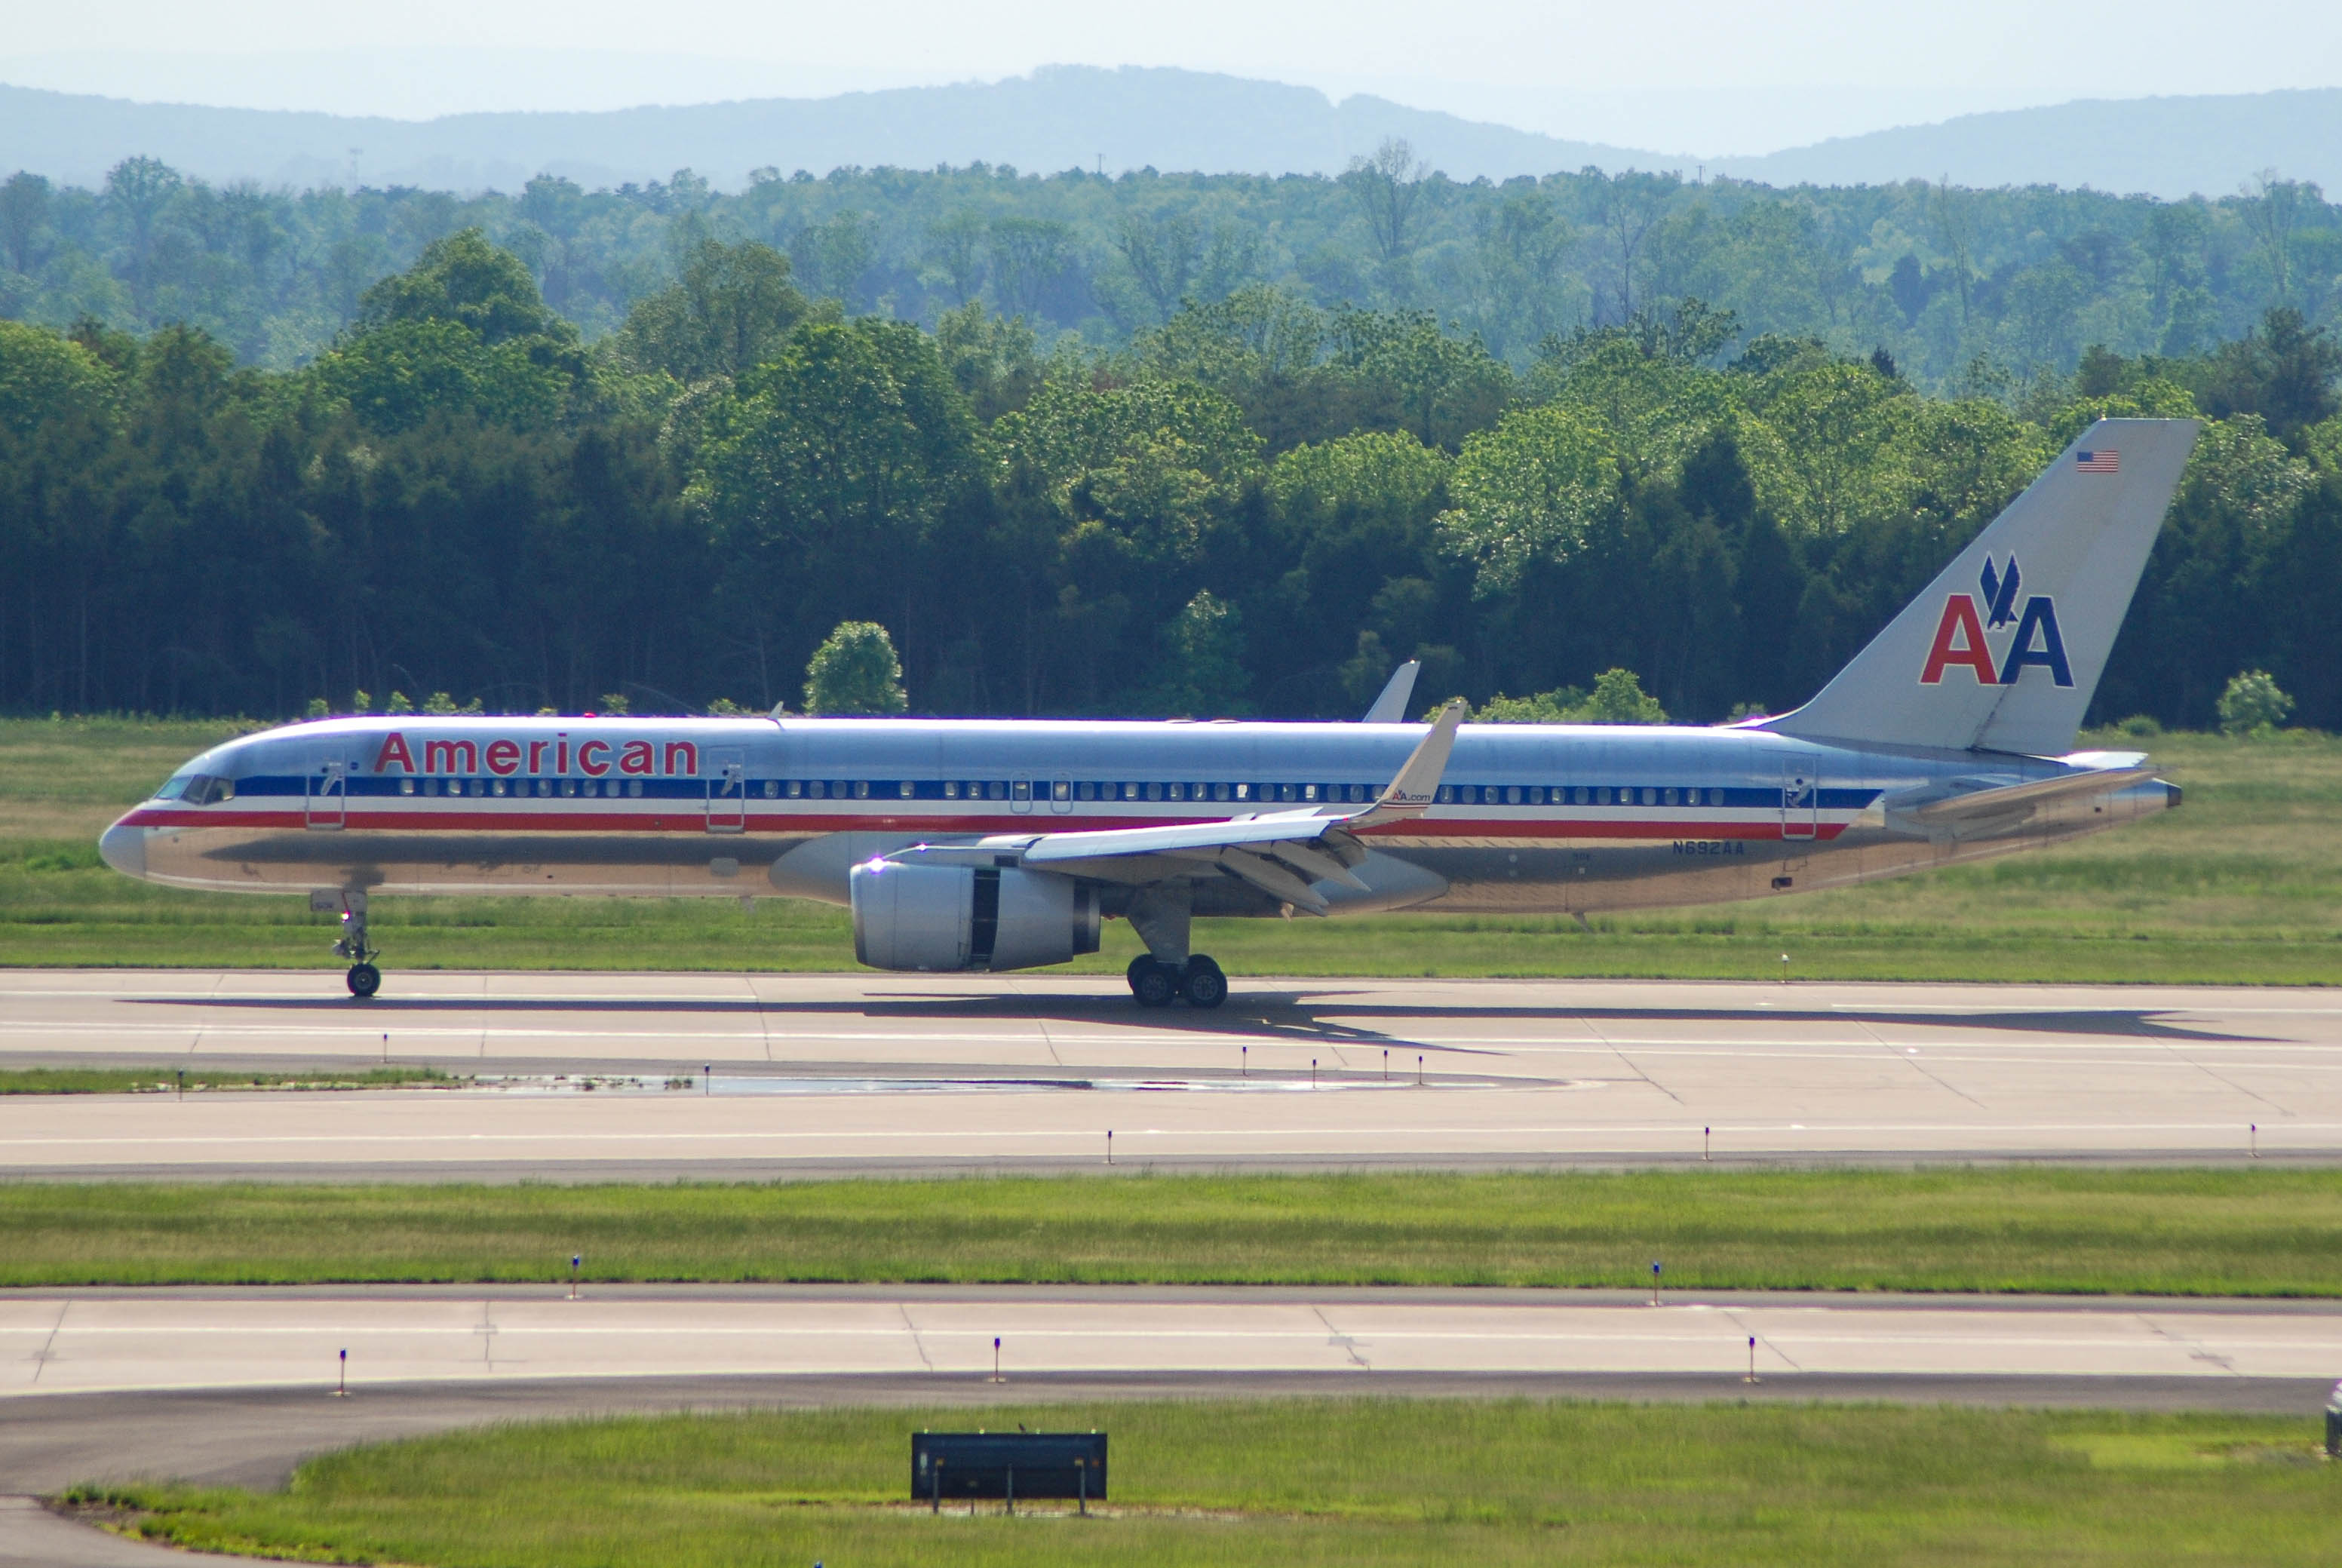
<box><xmin>102</xmin><ymin>715</ymin><xmax>2177</xmax><ymax>921</ymax></box>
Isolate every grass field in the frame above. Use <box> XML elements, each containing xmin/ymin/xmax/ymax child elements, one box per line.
<box><xmin>76</xmin><ymin>1399</ymin><xmax>2342</xmax><ymax>1566</ymax></box>
<box><xmin>8</xmin><ymin>1169</ymin><xmax>2342</xmax><ymax>1296</ymax></box>
<box><xmin>2</xmin><ymin>716</ymin><xmax>2337</xmax><ymax>982</ymax></box>
<box><xmin>0</xmin><ymin>1066</ymin><xmax>450</xmax><ymax>1095</ymax></box>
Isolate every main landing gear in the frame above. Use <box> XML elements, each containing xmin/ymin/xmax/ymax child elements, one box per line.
<box><xmin>333</xmin><ymin>901</ymin><xmax>381</xmax><ymax>999</ymax></box>
<box><xmin>1127</xmin><ymin>953</ymin><xmax>1226</xmax><ymax>1010</ymax></box>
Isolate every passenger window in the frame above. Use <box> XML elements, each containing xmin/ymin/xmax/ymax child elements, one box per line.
<box><xmin>1145</xmin><ymin>782</ymin><xmax>1163</xmax><ymax>801</ymax></box>
<box><xmin>1235</xmin><ymin>784</ymin><xmax>1251</xmax><ymax>800</ymax></box>
<box><xmin>1506</xmin><ymin>786</ymin><xmax>1521</xmax><ymax>805</ymax></box>
<box><xmin>1573</xmin><ymin>787</ymin><xmax>1587</xmax><ymax>805</ymax></box>
<box><xmin>1168</xmin><ymin>783</ymin><xmax>1185</xmax><ymax>801</ymax></box>
<box><xmin>988</xmin><ymin>781</ymin><xmax>1007</xmax><ymax>800</ymax></box>
<box><xmin>448</xmin><ymin>779</ymin><xmax>465</xmax><ymax>797</ymax></box>
<box><xmin>1054</xmin><ymin>780</ymin><xmax>1070</xmax><ymax>801</ymax></box>
<box><xmin>1303</xmin><ymin>784</ymin><xmax>1319</xmax><ymax>802</ymax></box>
<box><xmin>763</xmin><ymin>781</ymin><xmax>778</xmax><ymax>798</ymax></box>
<box><xmin>1011</xmin><ymin>780</ymin><xmax>1030</xmax><ymax>802</ymax></box>
<box><xmin>900</xmin><ymin>781</ymin><xmax>915</xmax><ymax>799</ymax></box>
<box><xmin>806</xmin><ymin>781</ymin><xmax>824</xmax><ymax>798</ymax></box>
<box><xmin>942</xmin><ymin>781</ymin><xmax>958</xmax><ymax>799</ymax></box>
<box><xmin>398</xmin><ymin>779</ymin><xmax>415</xmax><ymax>796</ymax></box>
<box><xmin>1212</xmin><ymin>783</ymin><xmax>1229</xmax><ymax>802</ymax></box>
<box><xmin>1641</xmin><ymin>787</ymin><xmax>1656</xmax><ymax>805</ymax></box>
<box><xmin>628</xmin><ymin>780</ymin><xmax>645</xmax><ymax>798</ymax></box>
<box><xmin>856</xmin><ymin>781</ymin><xmax>873</xmax><ymax>799</ymax></box>
<box><xmin>1663</xmin><ymin>787</ymin><xmax>1678</xmax><ymax>805</ymax></box>
<box><xmin>492</xmin><ymin>780</ymin><xmax>508</xmax><ymax>797</ymax></box>
<box><xmin>1076</xmin><ymin>781</ymin><xmax>1094</xmax><ymax>800</ymax></box>
<box><xmin>562</xmin><ymin>780</ymin><xmax>578</xmax><ymax>797</ymax></box>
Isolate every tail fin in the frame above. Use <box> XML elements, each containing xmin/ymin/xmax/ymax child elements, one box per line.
<box><xmin>1763</xmin><ymin>417</ymin><xmax>2198</xmax><ymax>756</ymax></box>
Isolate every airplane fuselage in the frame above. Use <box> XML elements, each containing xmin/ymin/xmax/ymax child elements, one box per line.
<box><xmin>103</xmin><ymin>714</ymin><xmax>2177</xmax><ymax>921</ymax></box>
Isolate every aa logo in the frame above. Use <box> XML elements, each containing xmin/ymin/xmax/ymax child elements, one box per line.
<box><xmin>1919</xmin><ymin>555</ymin><xmax>2073</xmax><ymax>687</ymax></box>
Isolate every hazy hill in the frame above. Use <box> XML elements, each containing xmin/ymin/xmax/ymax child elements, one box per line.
<box><xmin>3</xmin><ymin>65</ymin><xmax>2337</xmax><ymax>198</ymax></box>
<box><xmin>1721</xmin><ymin>90</ymin><xmax>2342</xmax><ymax>197</ymax></box>
<box><xmin>0</xmin><ymin>65</ymin><xmax>1653</xmax><ymax>192</ymax></box>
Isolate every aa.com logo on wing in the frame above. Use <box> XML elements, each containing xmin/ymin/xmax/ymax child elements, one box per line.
<box><xmin>1919</xmin><ymin>555</ymin><xmax>2074</xmax><ymax>688</ymax></box>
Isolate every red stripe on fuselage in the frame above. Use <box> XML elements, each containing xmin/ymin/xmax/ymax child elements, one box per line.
<box><xmin>117</xmin><ymin>806</ymin><xmax>1848</xmax><ymax>842</ymax></box>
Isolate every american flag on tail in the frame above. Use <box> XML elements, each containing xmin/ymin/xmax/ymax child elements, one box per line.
<box><xmin>2075</xmin><ymin>450</ymin><xmax>2119</xmax><ymax>473</ymax></box>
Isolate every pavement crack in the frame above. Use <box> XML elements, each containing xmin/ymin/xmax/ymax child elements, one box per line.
<box><xmin>26</xmin><ymin>1300</ymin><xmax>67</xmax><ymax>1384</ymax></box>
<box><xmin>1579</xmin><ymin>1016</ymin><xmax>1684</xmax><ymax>1106</ymax></box>
<box><xmin>2161</xmin><ymin>1044</ymin><xmax>2284</xmax><ymax>1113</ymax></box>
<box><xmin>898</xmin><ymin>1304</ymin><xmax>934</xmax><ymax>1372</ymax></box>
<box><xmin>1312</xmin><ymin>1306</ymin><xmax>1371</xmax><ymax>1370</ymax></box>
<box><xmin>1720</xmin><ymin>1308</ymin><xmax>1802</xmax><ymax>1373</ymax></box>
<box><xmin>2134</xmin><ymin>1312</ymin><xmax>2239</xmax><ymax>1375</ymax></box>
<box><xmin>477</xmin><ymin>1300</ymin><xmax>499</xmax><ymax>1369</ymax></box>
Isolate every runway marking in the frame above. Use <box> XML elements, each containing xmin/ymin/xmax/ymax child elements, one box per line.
<box><xmin>6</xmin><ymin>1121</ymin><xmax>2341</xmax><ymax>1151</ymax></box>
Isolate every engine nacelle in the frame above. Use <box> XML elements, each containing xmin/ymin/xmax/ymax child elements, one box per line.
<box><xmin>849</xmin><ymin>859</ymin><xmax>1100</xmax><ymax>972</ymax></box>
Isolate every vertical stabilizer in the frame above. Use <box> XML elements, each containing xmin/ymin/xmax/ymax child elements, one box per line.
<box><xmin>1763</xmin><ymin>418</ymin><xmax>2197</xmax><ymax>756</ymax></box>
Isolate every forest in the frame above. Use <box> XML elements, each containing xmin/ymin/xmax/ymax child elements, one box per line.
<box><xmin>4</xmin><ymin>152</ymin><xmax>2339</xmax><ymax>385</ymax></box>
<box><xmin>1</xmin><ymin>176</ymin><xmax>2339</xmax><ymax>730</ymax></box>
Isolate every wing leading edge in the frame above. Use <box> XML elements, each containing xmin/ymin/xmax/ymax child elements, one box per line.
<box><xmin>880</xmin><ymin>700</ymin><xmax>1467</xmax><ymax>912</ymax></box>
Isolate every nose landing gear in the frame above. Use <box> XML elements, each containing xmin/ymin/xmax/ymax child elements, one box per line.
<box><xmin>1126</xmin><ymin>953</ymin><xmax>1226</xmax><ymax>1009</ymax></box>
<box><xmin>330</xmin><ymin>898</ymin><xmax>381</xmax><ymax>998</ymax></box>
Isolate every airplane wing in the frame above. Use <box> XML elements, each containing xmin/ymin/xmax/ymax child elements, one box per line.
<box><xmin>1361</xmin><ymin>660</ymin><xmax>1421</xmax><ymax>723</ymax></box>
<box><xmin>884</xmin><ymin>701</ymin><xmax>1466</xmax><ymax>913</ymax></box>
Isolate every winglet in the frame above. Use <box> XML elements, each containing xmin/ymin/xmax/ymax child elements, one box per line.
<box><xmin>1355</xmin><ymin>698</ymin><xmax>1466</xmax><ymax>824</ymax></box>
<box><xmin>1361</xmin><ymin>660</ymin><xmax>1421</xmax><ymax>723</ymax></box>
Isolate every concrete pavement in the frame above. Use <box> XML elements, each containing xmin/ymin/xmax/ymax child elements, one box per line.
<box><xmin>2</xmin><ymin>971</ymin><xmax>2340</xmax><ymax>1173</ymax></box>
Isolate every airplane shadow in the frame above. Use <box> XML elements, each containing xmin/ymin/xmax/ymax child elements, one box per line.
<box><xmin>124</xmin><ymin>990</ymin><xmax>2274</xmax><ymax>1053</ymax></box>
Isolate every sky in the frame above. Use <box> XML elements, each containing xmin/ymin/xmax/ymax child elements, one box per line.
<box><xmin>5</xmin><ymin>1</ymin><xmax>2340</xmax><ymax>155</ymax></box>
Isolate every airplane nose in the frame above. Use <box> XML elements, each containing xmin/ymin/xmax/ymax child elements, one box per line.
<box><xmin>98</xmin><ymin>823</ymin><xmax>146</xmax><ymax>879</ymax></box>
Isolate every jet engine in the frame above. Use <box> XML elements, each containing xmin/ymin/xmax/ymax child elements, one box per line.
<box><xmin>849</xmin><ymin>859</ymin><xmax>1100</xmax><ymax>972</ymax></box>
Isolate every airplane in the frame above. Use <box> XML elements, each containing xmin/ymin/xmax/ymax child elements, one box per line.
<box><xmin>100</xmin><ymin>419</ymin><xmax>2197</xmax><ymax>1008</ymax></box>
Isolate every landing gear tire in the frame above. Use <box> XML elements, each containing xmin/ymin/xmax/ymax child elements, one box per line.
<box><xmin>1179</xmin><ymin>955</ymin><xmax>1228</xmax><ymax>1010</ymax></box>
<box><xmin>345</xmin><ymin>962</ymin><xmax>381</xmax><ymax>999</ymax></box>
<box><xmin>1129</xmin><ymin>958</ymin><xmax>1177</xmax><ymax>1008</ymax></box>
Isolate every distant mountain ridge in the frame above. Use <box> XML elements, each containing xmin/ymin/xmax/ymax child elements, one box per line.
<box><xmin>3</xmin><ymin>65</ymin><xmax>2337</xmax><ymax>198</ymax></box>
<box><xmin>0</xmin><ymin>66</ymin><xmax>1655</xmax><ymax>193</ymax></box>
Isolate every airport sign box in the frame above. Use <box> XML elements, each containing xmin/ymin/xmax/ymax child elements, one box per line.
<box><xmin>913</xmin><ymin>1431</ymin><xmax>1107</xmax><ymax>1504</ymax></box>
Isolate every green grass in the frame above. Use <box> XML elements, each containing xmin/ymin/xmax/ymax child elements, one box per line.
<box><xmin>75</xmin><ymin>1399</ymin><xmax>2342</xmax><ymax>1566</ymax></box>
<box><xmin>0</xmin><ymin>1065</ymin><xmax>451</xmax><ymax>1095</ymax></box>
<box><xmin>8</xmin><ymin>1169</ymin><xmax>2342</xmax><ymax>1295</ymax></box>
<box><xmin>5</xmin><ymin>716</ymin><xmax>2338</xmax><ymax>982</ymax></box>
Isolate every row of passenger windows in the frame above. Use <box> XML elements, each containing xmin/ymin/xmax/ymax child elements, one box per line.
<box><xmin>396</xmin><ymin>777</ymin><xmax>646</xmax><ymax>798</ymax></box>
<box><xmin>370</xmin><ymin>777</ymin><xmax>1736</xmax><ymax>806</ymax></box>
<box><xmin>769</xmin><ymin>780</ymin><xmax>1736</xmax><ymax>806</ymax></box>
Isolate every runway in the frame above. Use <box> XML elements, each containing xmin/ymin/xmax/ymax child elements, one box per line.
<box><xmin>9</xmin><ymin>1284</ymin><xmax>2342</xmax><ymax>1401</ymax></box>
<box><xmin>2</xmin><ymin>970</ymin><xmax>2340</xmax><ymax>1174</ymax></box>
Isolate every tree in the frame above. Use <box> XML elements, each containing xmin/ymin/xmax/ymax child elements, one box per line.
<box><xmin>2242</xmin><ymin>170</ymin><xmax>2306</xmax><ymax>303</ymax></box>
<box><xmin>359</xmin><ymin>229</ymin><xmax>573</xmax><ymax>347</ymax></box>
<box><xmin>1342</xmin><ymin>139</ymin><xmax>1431</xmax><ymax>263</ymax></box>
<box><xmin>1144</xmin><ymin>591</ymin><xmax>1249</xmax><ymax>716</ymax></box>
<box><xmin>2197</xmin><ymin>307</ymin><xmax>2342</xmax><ymax>446</ymax></box>
<box><xmin>788</xmin><ymin>210</ymin><xmax>878</xmax><ymax>306</ymax></box>
<box><xmin>1438</xmin><ymin>404</ymin><xmax>1624</xmax><ymax>594</ymax></box>
<box><xmin>609</xmin><ymin>238</ymin><xmax>808</xmax><ymax>383</ymax></box>
<box><xmin>2218</xmin><ymin>669</ymin><xmax>2294</xmax><ymax>734</ymax></box>
<box><xmin>1113</xmin><ymin>209</ymin><xmax>1201</xmax><ymax>325</ymax></box>
<box><xmin>104</xmin><ymin>156</ymin><xmax>183</xmax><ymax>288</ymax></box>
<box><xmin>803</xmin><ymin>621</ymin><xmax>907</xmax><ymax>715</ymax></box>
<box><xmin>925</xmin><ymin>210</ymin><xmax>987</xmax><ymax>305</ymax></box>
<box><xmin>1589</xmin><ymin>169</ymin><xmax>1678</xmax><ymax>323</ymax></box>
<box><xmin>0</xmin><ymin>171</ymin><xmax>49</xmax><ymax>274</ymax></box>
<box><xmin>987</xmin><ymin>217</ymin><xmax>1071</xmax><ymax>320</ymax></box>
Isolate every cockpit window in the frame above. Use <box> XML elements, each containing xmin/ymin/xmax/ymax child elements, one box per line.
<box><xmin>157</xmin><ymin>773</ymin><xmax>235</xmax><ymax>805</ymax></box>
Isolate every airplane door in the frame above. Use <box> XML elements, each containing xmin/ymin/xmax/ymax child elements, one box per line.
<box><xmin>1049</xmin><ymin>775</ymin><xmax>1073</xmax><ymax>814</ymax></box>
<box><xmin>705</xmin><ymin>749</ymin><xmax>746</xmax><ymax>834</ymax></box>
<box><xmin>1010</xmin><ymin>778</ymin><xmax>1034</xmax><ymax>814</ymax></box>
<box><xmin>305</xmin><ymin>751</ymin><xmax>347</xmax><ymax>830</ymax></box>
<box><xmin>1779</xmin><ymin>762</ymin><xmax>1819</xmax><ymax>843</ymax></box>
